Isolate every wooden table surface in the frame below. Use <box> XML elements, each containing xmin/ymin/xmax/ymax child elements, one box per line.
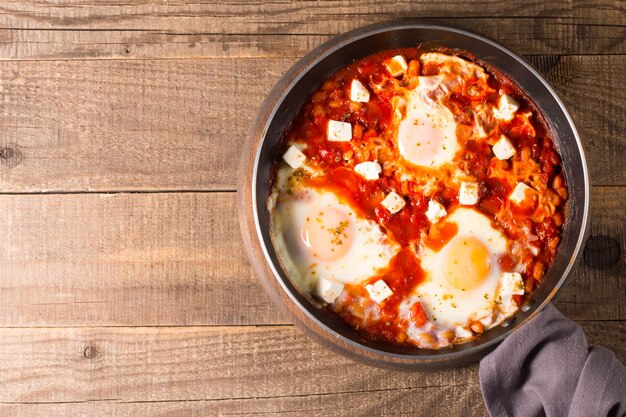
<box><xmin>0</xmin><ymin>1</ymin><xmax>624</xmax><ymax>416</ymax></box>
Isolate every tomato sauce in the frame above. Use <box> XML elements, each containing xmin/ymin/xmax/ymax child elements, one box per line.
<box><xmin>360</xmin><ymin>248</ymin><xmax>426</xmax><ymax>344</ymax></box>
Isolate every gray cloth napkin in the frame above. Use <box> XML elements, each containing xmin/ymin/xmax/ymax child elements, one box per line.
<box><xmin>480</xmin><ymin>303</ymin><xmax>626</xmax><ymax>417</ymax></box>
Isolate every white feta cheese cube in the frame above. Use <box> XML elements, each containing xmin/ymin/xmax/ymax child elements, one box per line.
<box><xmin>354</xmin><ymin>161</ymin><xmax>381</xmax><ymax>180</ymax></box>
<box><xmin>455</xmin><ymin>326</ymin><xmax>474</xmax><ymax>339</ymax></box>
<box><xmin>281</xmin><ymin>145</ymin><xmax>306</xmax><ymax>169</ymax></box>
<box><xmin>502</xmin><ymin>272</ymin><xmax>525</xmax><ymax>296</ymax></box>
<box><xmin>327</xmin><ymin>120</ymin><xmax>352</xmax><ymax>142</ymax></box>
<box><xmin>493</xmin><ymin>94</ymin><xmax>520</xmax><ymax>122</ymax></box>
<box><xmin>350</xmin><ymin>79</ymin><xmax>370</xmax><ymax>103</ymax></box>
<box><xmin>384</xmin><ymin>55</ymin><xmax>408</xmax><ymax>77</ymax></box>
<box><xmin>492</xmin><ymin>135</ymin><xmax>516</xmax><ymax>160</ymax></box>
<box><xmin>365</xmin><ymin>280</ymin><xmax>393</xmax><ymax>303</ymax></box>
<box><xmin>425</xmin><ymin>200</ymin><xmax>447</xmax><ymax>223</ymax></box>
<box><xmin>459</xmin><ymin>182</ymin><xmax>479</xmax><ymax>205</ymax></box>
<box><xmin>498</xmin><ymin>272</ymin><xmax>525</xmax><ymax>319</ymax></box>
<box><xmin>315</xmin><ymin>278</ymin><xmax>344</xmax><ymax>304</ymax></box>
<box><xmin>381</xmin><ymin>191</ymin><xmax>405</xmax><ymax>214</ymax></box>
<box><xmin>509</xmin><ymin>182</ymin><xmax>534</xmax><ymax>205</ymax></box>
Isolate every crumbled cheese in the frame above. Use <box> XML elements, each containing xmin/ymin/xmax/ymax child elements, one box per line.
<box><xmin>459</xmin><ymin>182</ymin><xmax>479</xmax><ymax>205</ymax></box>
<box><xmin>425</xmin><ymin>200</ymin><xmax>447</xmax><ymax>223</ymax></box>
<box><xmin>498</xmin><ymin>272</ymin><xmax>525</xmax><ymax>318</ymax></box>
<box><xmin>365</xmin><ymin>280</ymin><xmax>393</xmax><ymax>303</ymax></box>
<box><xmin>510</xmin><ymin>182</ymin><xmax>534</xmax><ymax>205</ymax></box>
<box><xmin>381</xmin><ymin>191</ymin><xmax>405</xmax><ymax>214</ymax></box>
<box><xmin>384</xmin><ymin>55</ymin><xmax>408</xmax><ymax>77</ymax></box>
<box><xmin>492</xmin><ymin>135</ymin><xmax>516</xmax><ymax>160</ymax></box>
<box><xmin>502</xmin><ymin>272</ymin><xmax>525</xmax><ymax>296</ymax></box>
<box><xmin>354</xmin><ymin>161</ymin><xmax>382</xmax><ymax>180</ymax></box>
<box><xmin>479</xmin><ymin>315</ymin><xmax>494</xmax><ymax>328</ymax></box>
<box><xmin>475</xmin><ymin>108</ymin><xmax>493</xmax><ymax>139</ymax></box>
<box><xmin>493</xmin><ymin>94</ymin><xmax>520</xmax><ymax>122</ymax></box>
<box><xmin>350</xmin><ymin>79</ymin><xmax>370</xmax><ymax>103</ymax></box>
<box><xmin>529</xmin><ymin>245</ymin><xmax>540</xmax><ymax>256</ymax></box>
<box><xmin>315</xmin><ymin>278</ymin><xmax>344</xmax><ymax>303</ymax></box>
<box><xmin>281</xmin><ymin>145</ymin><xmax>306</xmax><ymax>169</ymax></box>
<box><xmin>476</xmin><ymin>123</ymin><xmax>489</xmax><ymax>139</ymax></box>
<box><xmin>392</xmin><ymin>96</ymin><xmax>407</xmax><ymax>122</ymax></box>
<box><xmin>455</xmin><ymin>326</ymin><xmax>474</xmax><ymax>339</ymax></box>
<box><xmin>327</xmin><ymin>120</ymin><xmax>352</xmax><ymax>142</ymax></box>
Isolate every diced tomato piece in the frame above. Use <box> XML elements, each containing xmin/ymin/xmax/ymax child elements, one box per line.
<box><xmin>410</xmin><ymin>302</ymin><xmax>428</xmax><ymax>327</ymax></box>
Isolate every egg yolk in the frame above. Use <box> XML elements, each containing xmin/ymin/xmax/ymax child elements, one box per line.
<box><xmin>443</xmin><ymin>237</ymin><xmax>491</xmax><ymax>290</ymax></box>
<box><xmin>398</xmin><ymin>114</ymin><xmax>445</xmax><ymax>167</ymax></box>
<box><xmin>301</xmin><ymin>206</ymin><xmax>353</xmax><ymax>261</ymax></box>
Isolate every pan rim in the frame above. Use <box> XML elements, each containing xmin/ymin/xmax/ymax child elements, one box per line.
<box><xmin>243</xmin><ymin>20</ymin><xmax>590</xmax><ymax>366</ymax></box>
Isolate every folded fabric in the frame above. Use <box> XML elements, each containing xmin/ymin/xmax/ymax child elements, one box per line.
<box><xmin>480</xmin><ymin>303</ymin><xmax>626</xmax><ymax>417</ymax></box>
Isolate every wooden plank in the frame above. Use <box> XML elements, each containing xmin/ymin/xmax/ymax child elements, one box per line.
<box><xmin>0</xmin><ymin>31</ymin><xmax>329</xmax><ymax>61</ymax></box>
<box><xmin>0</xmin><ymin>386</ymin><xmax>488</xmax><ymax>417</ymax></box>
<box><xmin>0</xmin><ymin>192</ymin><xmax>282</xmax><ymax>326</ymax></box>
<box><xmin>0</xmin><ymin>18</ymin><xmax>624</xmax><ymax>61</ymax></box>
<box><xmin>0</xmin><ymin>55</ymin><xmax>623</xmax><ymax>192</ymax></box>
<box><xmin>0</xmin><ymin>325</ymin><xmax>480</xmax><ymax>404</ymax></box>
<box><xmin>526</xmin><ymin>55</ymin><xmax>625</xmax><ymax>188</ymax></box>
<box><xmin>0</xmin><ymin>1</ymin><xmax>623</xmax><ymax>32</ymax></box>
<box><xmin>0</xmin><ymin>321</ymin><xmax>621</xmax><ymax>413</ymax></box>
<box><xmin>555</xmin><ymin>186</ymin><xmax>626</xmax><ymax>321</ymax></box>
<box><xmin>0</xmin><ymin>57</ymin><xmax>281</xmax><ymax>193</ymax></box>
<box><xmin>0</xmin><ymin>187</ymin><xmax>622</xmax><ymax>327</ymax></box>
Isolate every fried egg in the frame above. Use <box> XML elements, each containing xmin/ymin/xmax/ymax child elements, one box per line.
<box><xmin>396</xmin><ymin>76</ymin><xmax>460</xmax><ymax>168</ymax></box>
<box><xmin>413</xmin><ymin>208</ymin><xmax>509</xmax><ymax>330</ymax></box>
<box><xmin>269</xmin><ymin>179</ymin><xmax>399</xmax><ymax>295</ymax></box>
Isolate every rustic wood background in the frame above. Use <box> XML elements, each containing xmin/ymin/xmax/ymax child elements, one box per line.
<box><xmin>0</xmin><ymin>1</ymin><xmax>623</xmax><ymax>416</ymax></box>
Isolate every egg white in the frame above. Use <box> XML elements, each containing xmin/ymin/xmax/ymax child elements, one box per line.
<box><xmin>269</xmin><ymin>170</ymin><xmax>399</xmax><ymax>294</ymax></box>
<box><xmin>408</xmin><ymin>208</ymin><xmax>509</xmax><ymax>331</ymax></box>
<box><xmin>395</xmin><ymin>76</ymin><xmax>460</xmax><ymax>169</ymax></box>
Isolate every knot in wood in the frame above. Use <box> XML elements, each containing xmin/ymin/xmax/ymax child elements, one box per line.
<box><xmin>0</xmin><ymin>144</ymin><xmax>21</xmax><ymax>168</ymax></box>
<box><xmin>583</xmin><ymin>235</ymin><xmax>621</xmax><ymax>270</ymax></box>
<box><xmin>83</xmin><ymin>345</ymin><xmax>99</xmax><ymax>360</ymax></box>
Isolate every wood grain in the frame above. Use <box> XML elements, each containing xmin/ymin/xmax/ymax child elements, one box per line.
<box><xmin>0</xmin><ymin>321</ymin><xmax>622</xmax><ymax>414</ymax></box>
<box><xmin>0</xmin><ymin>1</ymin><xmax>624</xmax><ymax>31</ymax></box>
<box><xmin>0</xmin><ymin>192</ymin><xmax>281</xmax><ymax>326</ymax></box>
<box><xmin>557</xmin><ymin>186</ymin><xmax>626</xmax><ymax>321</ymax></box>
<box><xmin>0</xmin><ymin>0</ymin><xmax>621</xmax><ymax>414</ymax></box>
<box><xmin>0</xmin><ymin>187</ymin><xmax>622</xmax><ymax>327</ymax></box>
<box><xmin>0</xmin><ymin>18</ymin><xmax>624</xmax><ymax>61</ymax></box>
<box><xmin>0</xmin><ymin>325</ymin><xmax>480</xmax><ymax>403</ymax></box>
<box><xmin>0</xmin><ymin>55</ymin><xmax>623</xmax><ymax>193</ymax></box>
<box><xmin>0</xmin><ymin>387</ymin><xmax>487</xmax><ymax>417</ymax></box>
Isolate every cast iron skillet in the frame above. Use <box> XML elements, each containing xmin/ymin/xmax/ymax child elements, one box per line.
<box><xmin>238</xmin><ymin>21</ymin><xmax>589</xmax><ymax>369</ymax></box>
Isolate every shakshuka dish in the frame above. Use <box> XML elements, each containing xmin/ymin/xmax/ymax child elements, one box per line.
<box><xmin>268</xmin><ymin>49</ymin><xmax>568</xmax><ymax>349</ymax></box>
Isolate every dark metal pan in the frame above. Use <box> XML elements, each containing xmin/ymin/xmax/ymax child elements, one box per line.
<box><xmin>238</xmin><ymin>21</ymin><xmax>589</xmax><ymax>369</ymax></box>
